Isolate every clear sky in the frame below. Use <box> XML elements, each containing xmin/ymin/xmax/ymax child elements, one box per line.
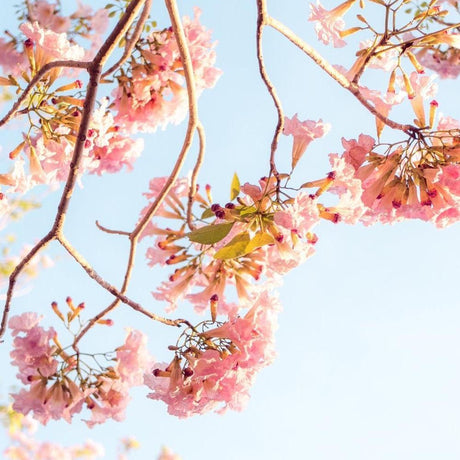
<box><xmin>1</xmin><ymin>1</ymin><xmax>460</xmax><ymax>459</ymax></box>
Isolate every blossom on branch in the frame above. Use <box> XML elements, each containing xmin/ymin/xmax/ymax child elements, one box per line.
<box><xmin>144</xmin><ymin>288</ymin><xmax>280</xmax><ymax>418</ymax></box>
<box><xmin>283</xmin><ymin>114</ymin><xmax>330</xmax><ymax>169</ymax></box>
<box><xmin>112</xmin><ymin>7</ymin><xmax>222</xmax><ymax>133</ymax></box>
<box><xmin>309</xmin><ymin>0</ymin><xmax>356</xmax><ymax>48</ymax></box>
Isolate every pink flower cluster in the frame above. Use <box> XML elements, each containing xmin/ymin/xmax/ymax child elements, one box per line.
<box><xmin>332</xmin><ymin>122</ymin><xmax>460</xmax><ymax>227</ymax></box>
<box><xmin>309</xmin><ymin>0</ymin><xmax>355</xmax><ymax>48</ymax></box>
<box><xmin>5</xmin><ymin>427</ymin><xmax>105</xmax><ymax>460</ymax></box>
<box><xmin>9</xmin><ymin>313</ymin><xmax>153</xmax><ymax>426</ymax></box>
<box><xmin>0</xmin><ymin>0</ymin><xmax>109</xmax><ymax>73</ymax></box>
<box><xmin>144</xmin><ymin>288</ymin><xmax>280</xmax><ymax>417</ymax></box>
<box><xmin>283</xmin><ymin>114</ymin><xmax>330</xmax><ymax>169</ymax></box>
<box><xmin>20</xmin><ymin>21</ymin><xmax>85</xmax><ymax>62</ymax></box>
<box><xmin>112</xmin><ymin>8</ymin><xmax>222</xmax><ymax>133</ymax></box>
<box><xmin>85</xmin><ymin>330</ymin><xmax>153</xmax><ymax>428</ymax></box>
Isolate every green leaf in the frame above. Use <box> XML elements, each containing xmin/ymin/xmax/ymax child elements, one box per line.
<box><xmin>187</xmin><ymin>222</ymin><xmax>234</xmax><ymax>245</ymax></box>
<box><xmin>245</xmin><ymin>232</ymin><xmax>274</xmax><ymax>253</ymax></box>
<box><xmin>201</xmin><ymin>208</ymin><xmax>215</xmax><ymax>219</ymax></box>
<box><xmin>240</xmin><ymin>205</ymin><xmax>257</xmax><ymax>216</ymax></box>
<box><xmin>214</xmin><ymin>232</ymin><xmax>250</xmax><ymax>260</ymax></box>
<box><xmin>230</xmin><ymin>172</ymin><xmax>240</xmax><ymax>200</ymax></box>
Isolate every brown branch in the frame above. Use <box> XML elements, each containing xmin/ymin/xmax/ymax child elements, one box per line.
<box><xmin>102</xmin><ymin>0</ymin><xmax>153</xmax><ymax>78</ymax></box>
<box><xmin>94</xmin><ymin>0</ymin><xmax>148</xmax><ymax>69</ymax></box>
<box><xmin>0</xmin><ymin>232</ymin><xmax>54</xmax><ymax>342</ymax></box>
<box><xmin>0</xmin><ymin>60</ymin><xmax>91</xmax><ymax>128</ymax></box>
<box><xmin>267</xmin><ymin>15</ymin><xmax>416</xmax><ymax>134</ymax></box>
<box><xmin>256</xmin><ymin>0</ymin><xmax>284</xmax><ymax>177</ymax></box>
<box><xmin>95</xmin><ymin>220</ymin><xmax>131</xmax><ymax>236</ymax></box>
<box><xmin>57</xmin><ymin>235</ymin><xmax>185</xmax><ymax>330</ymax></box>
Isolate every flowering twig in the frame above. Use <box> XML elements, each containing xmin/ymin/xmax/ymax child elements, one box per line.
<box><xmin>0</xmin><ymin>60</ymin><xmax>91</xmax><ymax>128</ymax></box>
<box><xmin>267</xmin><ymin>15</ymin><xmax>416</xmax><ymax>134</ymax></box>
<box><xmin>0</xmin><ymin>0</ymin><xmax>149</xmax><ymax>342</ymax></box>
<box><xmin>56</xmin><ymin>235</ymin><xmax>187</xmax><ymax>330</ymax></box>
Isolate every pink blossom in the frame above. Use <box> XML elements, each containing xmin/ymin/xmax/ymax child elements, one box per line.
<box><xmin>145</xmin><ymin>288</ymin><xmax>281</xmax><ymax>418</ymax></box>
<box><xmin>116</xmin><ymin>329</ymin><xmax>153</xmax><ymax>387</ymax></box>
<box><xmin>0</xmin><ymin>38</ymin><xmax>27</xmax><ymax>75</ymax></box>
<box><xmin>9</xmin><ymin>314</ymin><xmax>58</xmax><ymax>385</ymax></box>
<box><xmin>341</xmin><ymin>134</ymin><xmax>375</xmax><ymax>170</ymax></box>
<box><xmin>435</xmin><ymin>207</ymin><xmax>460</xmax><ymax>228</ymax></box>
<box><xmin>89</xmin><ymin>8</ymin><xmax>110</xmax><ymax>34</ymax></box>
<box><xmin>359</xmin><ymin>87</ymin><xmax>405</xmax><ymax>136</ymax></box>
<box><xmin>84</xmin><ymin>104</ymin><xmax>144</xmax><ymax>176</ymax></box>
<box><xmin>338</xmin><ymin>122</ymin><xmax>460</xmax><ymax>227</ymax></box>
<box><xmin>29</xmin><ymin>0</ymin><xmax>71</xmax><ymax>33</ymax></box>
<box><xmin>417</xmin><ymin>47</ymin><xmax>460</xmax><ymax>79</ymax></box>
<box><xmin>404</xmin><ymin>72</ymin><xmax>438</xmax><ymax>126</ymax></box>
<box><xmin>360</xmin><ymin>40</ymin><xmax>398</xmax><ymax>71</ymax></box>
<box><xmin>20</xmin><ymin>22</ymin><xmax>85</xmax><ymax>61</ymax></box>
<box><xmin>283</xmin><ymin>114</ymin><xmax>330</xmax><ymax>169</ymax></box>
<box><xmin>309</xmin><ymin>0</ymin><xmax>356</xmax><ymax>48</ymax></box>
<box><xmin>157</xmin><ymin>447</ymin><xmax>182</xmax><ymax>460</ymax></box>
<box><xmin>85</xmin><ymin>329</ymin><xmax>153</xmax><ymax>426</ymax></box>
<box><xmin>139</xmin><ymin>176</ymin><xmax>190</xmax><ymax>240</ymax></box>
<box><xmin>113</xmin><ymin>8</ymin><xmax>221</xmax><ymax>133</ymax></box>
<box><xmin>85</xmin><ymin>378</ymin><xmax>131</xmax><ymax>427</ymax></box>
<box><xmin>9</xmin><ymin>312</ymin><xmax>43</xmax><ymax>335</ymax></box>
<box><xmin>266</xmin><ymin>191</ymin><xmax>320</xmax><ymax>274</ymax></box>
<box><xmin>328</xmin><ymin>154</ymin><xmax>366</xmax><ymax>224</ymax></box>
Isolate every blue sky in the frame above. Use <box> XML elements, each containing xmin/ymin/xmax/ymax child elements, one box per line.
<box><xmin>1</xmin><ymin>1</ymin><xmax>460</xmax><ymax>459</ymax></box>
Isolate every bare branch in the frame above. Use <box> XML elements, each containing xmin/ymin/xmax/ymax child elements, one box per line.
<box><xmin>56</xmin><ymin>235</ymin><xmax>187</xmax><ymax>337</ymax></box>
<box><xmin>256</xmin><ymin>0</ymin><xmax>284</xmax><ymax>177</ymax></box>
<box><xmin>186</xmin><ymin>122</ymin><xmax>206</xmax><ymax>230</ymax></box>
<box><xmin>95</xmin><ymin>220</ymin><xmax>131</xmax><ymax>236</ymax></box>
<box><xmin>0</xmin><ymin>231</ymin><xmax>54</xmax><ymax>342</ymax></box>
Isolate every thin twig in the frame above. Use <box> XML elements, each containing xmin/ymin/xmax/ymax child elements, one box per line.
<box><xmin>186</xmin><ymin>122</ymin><xmax>206</xmax><ymax>230</ymax></box>
<box><xmin>57</xmin><ymin>235</ymin><xmax>185</xmax><ymax>329</ymax></box>
<box><xmin>95</xmin><ymin>220</ymin><xmax>131</xmax><ymax>236</ymax></box>
<box><xmin>256</xmin><ymin>0</ymin><xmax>284</xmax><ymax>177</ymax></box>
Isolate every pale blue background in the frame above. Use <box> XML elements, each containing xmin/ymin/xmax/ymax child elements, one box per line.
<box><xmin>1</xmin><ymin>1</ymin><xmax>460</xmax><ymax>459</ymax></box>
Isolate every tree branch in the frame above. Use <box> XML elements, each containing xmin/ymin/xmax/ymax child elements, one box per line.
<box><xmin>256</xmin><ymin>0</ymin><xmax>284</xmax><ymax>177</ymax></box>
